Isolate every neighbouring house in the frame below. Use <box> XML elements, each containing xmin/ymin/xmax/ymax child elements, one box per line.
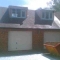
<box><xmin>0</xmin><ymin>6</ymin><xmax>60</xmax><ymax>52</ymax></box>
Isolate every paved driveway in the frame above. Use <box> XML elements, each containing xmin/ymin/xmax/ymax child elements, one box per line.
<box><xmin>0</xmin><ymin>51</ymin><xmax>60</xmax><ymax>60</ymax></box>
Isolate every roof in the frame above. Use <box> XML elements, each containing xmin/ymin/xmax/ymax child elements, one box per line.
<box><xmin>0</xmin><ymin>7</ymin><xmax>60</xmax><ymax>29</ymax></box>
<box><xmin>40</xmin><ymin>8</ymin><xmax>55</xmax><ymax>12</ymax></box>
<box><xmin>55</xmin><ymin>12</ymin><xmax>60</xmax><ymax>21</ymax></box>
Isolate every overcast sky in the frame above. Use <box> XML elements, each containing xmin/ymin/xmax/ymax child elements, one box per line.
<box><xmin>0</xmin><ymin>0</ymin><xmax>51</xmax><ymax>10</ymax></box>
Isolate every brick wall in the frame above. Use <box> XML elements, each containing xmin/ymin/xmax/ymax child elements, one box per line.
<box><xmin>32</xmin><ymin>30</ymin><xmax>44</xmax><ymax>50</ymax></box>
<box><xmin>0</xmin><ymin>29</ymin><xmax>8</xmax><ymax>51</ymax></box>
<box><xmin>0</xmin><ymin>28</ymin><xmax>59</xmax><ymax>52</ymax></box>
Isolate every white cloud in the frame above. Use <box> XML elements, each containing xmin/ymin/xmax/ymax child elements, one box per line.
<box><xmin>22</xmin><ymin>0</ymin><xmax>51</xmax><ymax>10</ymax></box>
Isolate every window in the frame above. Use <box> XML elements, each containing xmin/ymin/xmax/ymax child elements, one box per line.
<box><xmin>22</xmin><ymin>10</ymin><xmax>26</xmax><ymax>17</ymax></box>
<box><xmin>42</xmin><ymin>12</ymin><xmax>45</xmax><ymax>18</ymax></box>
<box><xmin>42</xmin><ymin>11</ymin><xmax>53</xmax><ymax>20</ymax></box>
<box><xmin>11</xmin><ymin>8</ymin><xmax>26</xmax><ymax>18</ymax></box>
<box><xmin>12</xmin><ymin>9</ymin><xmax>16</xmax><ymax>14</ymax></box>
<box><xmin>46</xmin><ymin>12</ymin><xmax>49</xmax><ymax>19</ymax></box>
<box><xmin>17</xmin><ymin>9</ymin><xmax>21</xmax><ymax>17</ymax></box>
<box><xmin>12</xmin><ymin>9</ymin><xmax>17</xmax><ymax>17</ymax></box>
<box><xmin>50</xmin><ymin>12</ymin><xmax>52</xmax><ymax>19</ymax></box>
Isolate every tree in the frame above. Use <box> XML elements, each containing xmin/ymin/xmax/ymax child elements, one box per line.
<box><xmin>48</xmin><ymin>0</ymin><xmax>60</xmax><ymax>11</ymax></box>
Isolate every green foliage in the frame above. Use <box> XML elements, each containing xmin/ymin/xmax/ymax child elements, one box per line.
<box><xmin>52</xmin><ymin>0</ymin><xmax>60</xmax><ymax>11</ymax></box>
<box><xmin>48</xmin><ymin>0</ymin><xmax>60</xmax><ymax>11</ymax></box>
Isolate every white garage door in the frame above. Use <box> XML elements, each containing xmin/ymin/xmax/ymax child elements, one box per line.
<box><xmin>8</xmin><ymin>31</ymin><xmax>32</xmax><ymax>51</ymax></box>
<box><xmin>44</xmin><ymin>32</ymin><xmax>60</xmax><ymax>43</ymax></box>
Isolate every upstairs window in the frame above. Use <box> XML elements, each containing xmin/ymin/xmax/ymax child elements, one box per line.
<box><xmin>50</xmin><ymin>12</ymin><xmax>52</xmax><ymax>19</ymax></box>
<box><xmin>17</xmin><ymin>9</ymin><xmax>21</xmax><ymax>17</ymax></box>
<box><xmin>11</xmin><ymin>9</ymin><xmax>26</xmax><ymax>18</ymax></box>
<box><xmin>42</xmin><ymin>11</ymin><xmax>53</xmax><ymax>20</ymax></box>
<box><xmin>22</xmin><ymin>10</ymin><xmax>26</xmax><ymax>17</ymax></box>
<box><xmin>46</xmin><ymin>12</ymin><xmax>49</xmax><ymax>19</ymax></box>
<box><xmin>42</xmin><ymin>12</ymin><xmax>45</xmax><ymax>18</ymax></box>
<box><xmin>12</xmin><ymin>9</ymin><xmax>17</xmax><ymax>17</ymax></box>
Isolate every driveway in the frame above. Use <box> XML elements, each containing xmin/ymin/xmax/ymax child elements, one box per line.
<box><xmin>0</xmin><ymin>51</ymin><xmax>60</xmax><ymax>60</ymax></box>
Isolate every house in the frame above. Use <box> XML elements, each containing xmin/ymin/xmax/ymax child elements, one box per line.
<box><xmin>0</xmin><ymin>6</ymin><xmax>28</xmax><ymax>25</ymax></box>
<box><xmin>0</xmin><ymin>6</ymin><xmax>60</xmax><ymax>52</ymax></box>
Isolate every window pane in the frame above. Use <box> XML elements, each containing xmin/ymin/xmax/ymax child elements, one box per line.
<box><xmin>50</xmin><ymin>12</ymin><xmax>52</xmax><ymax>19</ymax></box>
<box><xmin>17</xmin><ymin>9</ymin><xmax>21</xmax><ymax>17</ymax></box>
<box><xmin>12</xmin><ymin>9</ymin><xmax>16</xmax><ymax>14</ymax></box>
<box><xmin>42</xmin><ymin>12</ymin><xmax>45</xmax><ymax>18</ymax></box>
<box><xmin>12</xmin><ymin>9</ymin><xmax>17</xmax><ymax>17</ymax></box>
<box><xmin>22</xmin><ymin>10</ymin><xmax>26</xmax><ymax>17</ymax></box>
<box><xmin>46</xmin><ymin>12</ymin><xmax>49</xmax><ymax>19</ymax></box>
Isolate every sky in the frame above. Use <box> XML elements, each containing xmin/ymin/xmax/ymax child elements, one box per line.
<box><xmin>0</xmin><ymin>0</ymin><xmax>51</xmax><ymax>10</ymax></box>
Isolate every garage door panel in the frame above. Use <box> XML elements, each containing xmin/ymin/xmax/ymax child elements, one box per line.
<box><xmin>8</xmin><ymin>31</ymin><xmax>32</xmax><ymax>51</ymax></box>
<box><xmin>44</xmin><ymin>32</ymin><xmax>60</xmax><ymax>43</ymax></box>
<box><xmin>44</xmin><ymin>32</ymin><xmax>60</xmax><ymax>49</ymax></box>
<box><xmin>8</xmin><ymin>33</ymin><xmax>17</xmax><ymax>51</ymax></box>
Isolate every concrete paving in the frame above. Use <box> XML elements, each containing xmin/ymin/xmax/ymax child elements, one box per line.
<box><xmin>0</xmin><ymin>51</ymin><xmax>60</xmax><ymax>60</ymax></box>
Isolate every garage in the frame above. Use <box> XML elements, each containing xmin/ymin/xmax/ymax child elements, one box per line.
<box><xmin>44</xmin><ymin>32</ymin><xmax>60</xmax><ymax>43</ymax></box>
<box><xmin>8</xmin><ymin>31</ymin><xmax>32</xmax><ymax>51</ymax></box>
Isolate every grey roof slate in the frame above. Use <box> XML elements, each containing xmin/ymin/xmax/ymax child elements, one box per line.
<box><xmin>0</xmin><ymin>7</ymin><xmax>60</xmax><ymax>29</ymax></box>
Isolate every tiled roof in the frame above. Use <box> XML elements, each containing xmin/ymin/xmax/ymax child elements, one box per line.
<box><xmin>0</xmin><ymin>7</ymin><xmax>60</xmax><ymax>29</ymax></box>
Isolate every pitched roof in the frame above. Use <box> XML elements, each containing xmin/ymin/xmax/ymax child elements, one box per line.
<box><xmin>0</xmin><ymin>7</ymin><xmax>60</xmax><ymax>29</ymax></box>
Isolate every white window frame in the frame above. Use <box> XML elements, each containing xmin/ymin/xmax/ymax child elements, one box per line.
<box><xmin>42</xmin><ymin>11</ymin><xmax>53</xmax><ymax>20</ymax></box>
<box><xmin>11</xmin><ymin>9</ymin><xmax>26</xmax><ymax>18</ymax></box>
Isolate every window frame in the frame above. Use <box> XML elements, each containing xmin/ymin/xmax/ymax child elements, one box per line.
<box><xmin>11</xmin><ymin>8</ymin><xmax>26</xmax><ymax>18</ymax></box>
<box><xmin>42</xmin><ymin>11</ymin><xmax>53</xmax><ymax>20</ymax></box>
<box><xmin>21</xmin><ymin>10</ymin><xmax>26</xmax><ymax>18</ymax></box>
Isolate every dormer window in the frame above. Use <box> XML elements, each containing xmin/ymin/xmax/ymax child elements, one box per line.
<box><xmin>12</xmin><ymin>9</ymin><xmax>18</xmax><ymax>17</ymax></box>
<box><xmin>21</xmin><ymin>10</ymin><xmax>26</xmax><ymax>17</ymax></box>
<box><xmin>11</xmin><ymin>9</ymin><xmax>26</xmax><ymax>18</ymax></box>
<box><xmin>9</xmin><ymin>6</ymin><xmax>28</xmax><ymax>19</ymax></box>
<box><xmin>35</xmin><ymin>8</ymin><xmax>54</xmax><ymax>25</ymax></box>
<box><xmin>42</xmin><ymin>11</ymin><xmax>53</xmax><ymax>20</ymax></box>
<box><xmin>17</xmin><ymin>9</ymin><xmax>21</xmax><ymax>17</ymax></box>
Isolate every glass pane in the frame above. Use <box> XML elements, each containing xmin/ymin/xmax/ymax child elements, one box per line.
<box><xmin>12</xmin><ymin>9</ymin><xmax>16</xmax><ymax>14</ymax></box>
<box><xmin>42</xmin><ymin>12</ymin><xmax>45</xmax><ymax>18</ymax></box>
<box><xmin>46</xmin><ymin>12</ymin><xmax>49</xmax><ymax>19</ymax></box>
<box><xmin>50</xmin><ymin>12</ymin><xmax>52</xmax><ymax>19</ymax></box>
<box><xmin>17</xmin><ymin>9</ymin><xmax>21</xmax><ymax>17</ymax></box>
<box><xmin>12</xmin><ymin>9</ymin><xmax>17</xmax><ymax>17</ymax></box>
<box><xmin>22</xmin><ymin>10</ymin><xmax>26</xmax><ymax>17</ymax></box>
